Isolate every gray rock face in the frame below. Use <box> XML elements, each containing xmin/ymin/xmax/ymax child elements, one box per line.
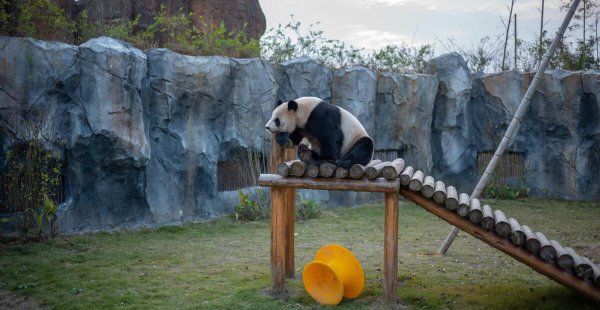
<box><xmin>1</xmin><ymin>37</ymin><xmax>599</xmax><ymax>233</ymax></box>
<box><xmin>62</xmin><ymin>37</ymin><xmax>152</xmax><ymax>232</ymax></box>
<box><xmin>374</xmin><ymin>72</ymin><xmax>438</xmax><ymax>172</ymax></box>
<box><xmin>426</xmin><ymin>52</ymin><xmax>476</xmax><ymax>191</ymax></box>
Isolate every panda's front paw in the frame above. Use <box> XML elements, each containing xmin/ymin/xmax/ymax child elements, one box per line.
<box><xmin>297</xmin><ymin>144</ymin><xmax>313</xmax><ymax>162</ymax></box>
<box><xmin>275</xmin><ymin>132</ymin><xmax>294</xmax><ymax>148</ymax></box>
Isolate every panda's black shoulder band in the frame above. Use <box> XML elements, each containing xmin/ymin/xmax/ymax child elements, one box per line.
<box><xmin>288</xmin><ymin>100</ymin><xmax>298</xmax><ymax>111</ymax></box>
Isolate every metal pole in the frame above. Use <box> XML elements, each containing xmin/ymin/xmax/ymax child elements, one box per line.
<box><xmin>438</xmin><ymin>0</ymin><xmax>582</xmax><ymax>255</ymax></box>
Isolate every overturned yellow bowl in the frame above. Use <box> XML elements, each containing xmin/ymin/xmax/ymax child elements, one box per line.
<box><xmin>302</xmin><ymin>244</ymin><xmax>364</xmax><ymax>305</ymax></box>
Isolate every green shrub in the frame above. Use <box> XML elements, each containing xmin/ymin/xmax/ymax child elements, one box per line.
<box><xmin>295</xmin><ymin>195</ymin><xmax>321</xmax><ymax>221</ymax></box>
<box><xmin>482</xmin><ymin>174</ymin><xmax>528</xmax><ymax>199</ymax></box>
<box><xmin>233</xmin><ymin>189</ymin><xmax>268</xmax><ymax>221</ymax></box>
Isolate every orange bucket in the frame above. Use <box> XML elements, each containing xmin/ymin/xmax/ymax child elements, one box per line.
<box><xmin>302</xmin><ymin>244</ymin><xmax>364</xmax><ymax>305</ymax></box>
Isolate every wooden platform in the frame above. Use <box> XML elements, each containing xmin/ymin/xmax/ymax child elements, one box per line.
<box><xmin>258</xmin><ymin>174</ymin><xmax>401</xmax><ymax>303</ymax></box>
<box><xmin>262</xmin><ymin>144</ymin><xmax>600</xmax><ymax>304</ymax></box>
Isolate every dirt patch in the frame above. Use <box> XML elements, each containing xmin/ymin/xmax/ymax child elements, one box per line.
<box><xmin>0</xmin><ymin>290</ymin><xmax>49</xmax><ymax>310</ymax></box>
<box><xmin>574</xmin><ymin>243</ymin><xmax>600</xmax><ymax>264</ymax></box>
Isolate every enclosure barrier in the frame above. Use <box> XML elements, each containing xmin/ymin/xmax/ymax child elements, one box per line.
<box><xmin>259</xmin><ymin>156</ymin><xmax>600</xmax><ymax>304</ymax></box>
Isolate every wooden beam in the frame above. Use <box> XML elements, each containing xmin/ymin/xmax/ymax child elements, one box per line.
<box><xmin>258</xmin><ymin>174</ymin><xmax>400</xmax><ymax>193</ymax></box>
<box><xmin>285</xmin><ymin>188</ymin><xmax>296</xmax><ymax>278</ymax></box>
<box><xmin>383</xmin><ymin>192</ymin><xmax>399</xmax><ymax>303</ymax></box>
<box><xmin>399</xmin><ymin>188</ymin><xmax>600</xmax><ymax>304</ymax></box>
<box><xmin>270</xmin><ymin>187</ymin><xmax>287</xmax><ymax>294</ymax></box>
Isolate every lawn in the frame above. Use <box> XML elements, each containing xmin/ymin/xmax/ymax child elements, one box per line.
<box><xmin>0</xmin><ymin>198</ymin><xmax>599</xmax><ymax>309</ymax></box>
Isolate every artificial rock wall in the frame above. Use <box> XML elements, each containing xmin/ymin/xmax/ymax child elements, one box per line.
<box><xmin>1</xmin><ymin>36</ymin><xmax>599</xmax><ymax>232</ymax></box>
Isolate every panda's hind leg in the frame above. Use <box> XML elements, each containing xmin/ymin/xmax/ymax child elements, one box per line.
<box><xmin>335</xmin><ymin>137</ymin><xmax>374</xmax><ymax>169</ymax></box>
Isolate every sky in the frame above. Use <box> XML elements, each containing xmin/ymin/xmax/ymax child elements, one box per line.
<box><xmin>258</xmin><ymin>0</ymin><xmax>569</xmax><ymax>54</ymax></box>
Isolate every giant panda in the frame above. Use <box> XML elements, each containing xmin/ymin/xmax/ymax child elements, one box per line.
<box><xmin>265</xmin><ymin>96</ymin><xmax>373</xmax><ymax>168</ymax></box>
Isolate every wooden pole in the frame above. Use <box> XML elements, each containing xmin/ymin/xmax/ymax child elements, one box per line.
<box><xmin>537</xmin><ymin>232</ymin><xmax>556</xmax><ymax>263</ymax></box>
<box><xmin>290</xmin><ymin>161</ymin><xmax>307</xmax><ymax>177</ymax></box>
<box><xmin>554</xmin><ymin>241</ymin><xmax>574</xmax><ymax>270</ymax></box>
<box><xmin>501</xmin><ymin>0</ymin><xmax>516</xmax><ymax>71</ymax></box>
<box><xmin>318</xmin><ymin>162</ymin><xmax>336</xmax><ymax>178</ymax></box>
<box><xmin>383</xmin><ymin>192</ymin><xmax>399</xmax><ymax>303</ymax></box>
<box><xmin>335</xmin><ymin>167</ymin><xmax>349</xmax><ymax>179</ymax></box>
<box><xmin>438</xmin><ymin>0</ymin><xmax>581</xmax><ymax>255</ymax></box>
<box><xmin>493</xmin><ymin>210</ymin><xmax>511</xmax><ymax>237</ymax></box>
<box><xmin>444</xmin><ymin>186</ymin><xmax>458</xmax><ymax>210</ymax></box>
<box><xmin>480</xmin><ymin>204</ymin><xmax>495</xmax><ymax>230</ymax></box>
<box><xmin>523</xmin><ymin>225</ymin><xmax>541</xmax><ymax>255</ymax></box>
<box><xmin>270</xmin><ymin>187</ymin><xmax>286</xmax><ymax>294</ymax></box>
<box><xmin>366</xmin><ymin>161</ymin><xmax>391</xmax><ymax>180</ymax></box>
<box><xmin>285</xmin><ymin>188</ymin><xmax>296</xmax><ymax>278</ymax></box>
<box><xmin>539</xmin><ymin>0</ymin><xmax>545</xmax><ymax>63</ymax></box>
<box><xmin>508</xmin><ymin>218</ymin><xmax>525</xmax><ymax>246</ymax></box>
<box><xmin>514</xmin><ymin>13</ymin><xmax>518</xmax><ymax>70</ymax></box>
<box><xmin>306</xmin><ymin>163</ymin><xmax>319</xmax><ymax>178</ymax></box>
<box><xmin>408</xmin><ymin>170</ymin><xmax>425</xmax><ymax>191</ymax></box>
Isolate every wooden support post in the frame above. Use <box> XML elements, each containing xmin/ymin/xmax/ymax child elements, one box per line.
<box><xmin>383</xmin><ymin>192</ymin><xmax>399</xmax><ymax>304</ymax></box>
<box><xmin>285</xmin><ymin>187</ymin><xmax>296</xmax><ymax>278</ymax></box>
<box><xmin>270</xmin><ymin>187</ymin><xmax>287</xmax><ymax>294</ymax></box>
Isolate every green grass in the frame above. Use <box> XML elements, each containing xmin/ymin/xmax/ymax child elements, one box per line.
<box><xmin>0</xmin><ymin>199</ymin><xmax>599</xmax><ymax>309</ymax></box>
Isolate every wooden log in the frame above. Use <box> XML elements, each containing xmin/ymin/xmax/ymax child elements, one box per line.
<box><xmin>306</xmin><ymin>163</ymin><xmax>319</xmax><ymax>178</ymax></box>
<box><xmin>290</xmin><ymin>160</ymin><xmax>307</xmax><ymax>177</ymax></box>
<box><xmin>383</xmin><ymin>192</ymin><xmax>399</xmax><ymax>303</ymax></box>
<box><xmin>318</xmin><ymin>162</ymin><xmax>336</xmax><ymax>178</ymax></box>
<box><xmin>553</xmin><ymin>241</ymin><xmax>574</xmax><ymax>271</ymax></box>
<box><xmin>493</xmin><ymin>210</ymin><xmax>511</xmax><ymax>237</ymax></box>
<box><xmin>276</xmin><ymin>160</ymin><xmax>299</xmax><ymax>177</ymax></box>
<box><xmin>480</xmin><ymin>204</ymin><xmax>494</xmax><ymax>230</ymax></box>
<box><xmin>366</xmin><ymin>161</ymin><xmax>390</xmax><ymax>180</ymax></box>
<box><xmin>573</xmin><ymin>252</ymin><xmax>594</xmax><ymax>280</ymax></box>
<box><xmin>457</xmin><ymin>193</ymin><xmax>470</xmax><ymax>217</ymax></box>
<box><xmin>398</xmin><ymin>188</ymin><xmax>600</xmax><ymax>304</ymax></box>
<box><xmin>285</xmin><ymin>188</ymin><xmax>295</xmax><ymax>278</ymax></box>
<box><xmin>335</xmin><ymin>167</ymin><xmax>349</xmax><ymax>179</ymax></box>
<box><xmin>444</xmin><ymin>186</ymin><xmax>458</xmax><ymax>210</ymax></box>
<box><xmin>523</xmin><ymin>225</ymin><xmax>540</xmax><ymax>255</ymax></box>
<box><xmin>467</xmin><ymin>198</ymin><xmax>483</xmax><ymax>224</ymax></box>
<box><xmin>399</xmin><ymin>166</ymin><xmax>414</xmax><ymax>186</ymax></box>
<box><xmin>421</xmin><ymin>176</ymin><xmax>435</xmax><ymax>198</ymax></box>
<box><xmin>408</xmin><ymin>170</ymin><xmax>424</xmax><ymax>191</ymax></box>
<box><xmin>536</xmin><ymin>232</ymin><xmax>556</xmax><ymax>263</ymax></box>
<box><xmin>349</xmin><ymin>160</ymin><xmax>382</xmax><ymax>179</ymax></box>
<box><xmin>258</xmin><ymin>174</ymin><xmax>400</xmax><ymax>193</ymax></box>
<box><xmin>380</xmin><ymin>158</ymin><xmax>406</xmax><ymax>180</ymax></box>
<box><xmin>592</xmin><ymin>263</ymin><xmax>600</xmax><ymax>288</ymax></box>
<box><xmin>432</xmin><ymin>181</ymin><xmax>447</xmax><ymax>204</ymax></box>
<box><xmin>270</xmin><ymin>187</ymin><xmax>286</xmax><ymax>294</ymax></box>
<box><xmin>508</xmin><ymin>218</ymin><xmax>525</xmax><ymax>246</ymax></box>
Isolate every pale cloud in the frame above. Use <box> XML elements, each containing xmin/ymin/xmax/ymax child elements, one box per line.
<box><xmin>344</xmin><ymin>24</ymin><xmax>432</xmax><ymax>50</ymax></box>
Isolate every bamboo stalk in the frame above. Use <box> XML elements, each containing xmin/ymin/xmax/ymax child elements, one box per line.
<box><xmin>523</xmin><ymin>225</ymin><xmax>540</xmax><ymax>255</ymax></box>
<box><xmin>421</xmin><ymin>176</ymin><xmax>435</xmax><ymax>198</ymax></box>
<box><xmin>457</xmin><ymin>193</ymin><xmax>471</xmax><ymax>217</ymax></box>
<box><xmin>444</xmin><ymin>186</ymin><xmax>458</xmax><ymax>210</ymax></box>
<box><xmin>380</xmin><ymin>158</ymin><xmax>406</xmax><ymax>180</ymax></box>
<box><xmin>399</xmin><ymin>166</ymin><xmax>414</xmax><ymax>186</ymax></box>
<box><xmin>508</xmin><ymin>218</ymin><xmax>525</xmax><ymax>246</ymax></box>
<box><xmin>408</xmin><ymin>170</ymin><xmax>424</xmax><ymax>191</ymax></box>
<box><xmin>432</xmin><ymin>181</ymin><xmax>447</xmax><ymax>204</ymax></box>
<box><xmin>467</xmin><ymin>198</ymin><xmax>483</xmax><ymax>224</ymax></box>
<box><xmin>349</xmin><ymin>160</ymin><xmax>381</xmax><ymax>179</ymax></box>
<box><xmin>438</xmin><ymin>0</ymin><xmax>582</xmax><ymax>255</ymax></box>
<box><xmin>480</xmin><ymin>205</ymin><xmax>495</xmax><ymax>230</ymax></box>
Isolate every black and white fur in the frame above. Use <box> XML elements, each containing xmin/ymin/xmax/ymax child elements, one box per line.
<box><xmin>265</xmin><ymin>97</ymin><xmax>373</xmax><ymax>168</ymax></box>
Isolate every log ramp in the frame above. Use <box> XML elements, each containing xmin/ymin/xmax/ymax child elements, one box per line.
<box><xmin>267</xmin><ymin>158</ymin><xmax>600</xmax><ymax>303</ymax></box>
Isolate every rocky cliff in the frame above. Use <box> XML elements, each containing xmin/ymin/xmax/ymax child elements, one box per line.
<box><xmin>1</xmin><ymin>36</ymin><xmax>598</xmax><ymax>233</ymax></box>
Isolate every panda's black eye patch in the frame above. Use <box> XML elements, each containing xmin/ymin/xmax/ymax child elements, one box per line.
<box><xmin>275</xmin><ymin>118</ymin><xmax>280</xmax><ymax>126</ymax></box>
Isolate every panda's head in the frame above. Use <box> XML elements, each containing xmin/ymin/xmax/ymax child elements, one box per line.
<box><xmin>265</xmin><ymin>99</ymin><xmax>299</xmax><ymax>134</ymax></box>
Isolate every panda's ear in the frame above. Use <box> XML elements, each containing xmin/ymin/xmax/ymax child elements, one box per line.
<box><xmin>287</xmin><ymin>100</ymin><xmax>298</xmax><ymax>112</ymax></box>
<box><xmin>277</xmin><ymin>99</ymin><xmax>283</xmax><ymax>106</ymax></box>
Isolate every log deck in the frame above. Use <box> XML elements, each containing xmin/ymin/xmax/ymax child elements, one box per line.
<box><xmin>263</xmin><ymin>156</ymin><xmax>600</xmax><ymax>304</ymax></box>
